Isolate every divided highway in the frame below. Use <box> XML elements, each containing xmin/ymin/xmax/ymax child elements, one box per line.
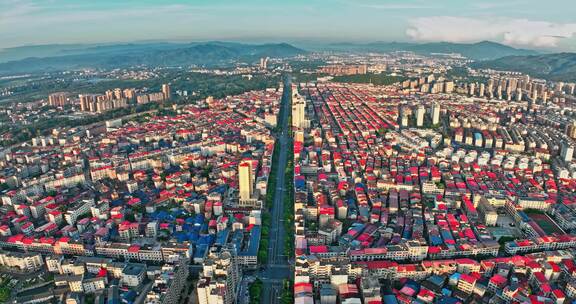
<box><xmin>259</xmin><ymin>76</ymin><xmax>293</xmax><ymax>304</ymax></box>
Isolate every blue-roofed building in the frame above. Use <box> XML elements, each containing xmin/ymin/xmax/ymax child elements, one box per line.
<box><xmin>151</xmin><ymin>210</ymin><xmax>169</xmax><ymax>221</ymax></box>
<box><xmin>194</xmin><ymin>214</ymin><xmax>205</xmax><ymax>226</ymax></box>
<box><xmin>518</xmin><ymin>211</ymin><xmax>531</xmax><ymax>222</ymax></box>
<box><xmin>111</xmin><ymin>198</ymin><xmax>124</xmax><ymax>207</ymax></box>
<box><xmin>449</xmin><ymin>272</ymin><xmax>461</xmax><ymax>286</ymax></box>
<box><xmin>121</xmin><ymin>290</ymin><xmax>137</xmax><ymax>304</ymax></box>
<box><xmin>175</xmin><ymin>232</ymin><xmax>188</xmax><ymax>243</ymax></box>
<box><xmin>215</xmin><ymin>228</ymin><xmax>230</xmax><ymax>246</ymax></box>
<box><xmin>402</xmin><ymin>228</ymin><xmax>412</xmax><ymax>239</ymax></box>
<box><xmin>383</xmin><ymin>295</ymin><xmax>399</xmax><ymax>304</ymax></box>
<box><xmin>437</xmin><ymin>296</ymin><xmax>460</xmax><ymax>304</ymax></box>
<box><xmin>209</xmin><ymin>185</ymin><xmax>227</xmax><ymax>194</ymax></box>
<box><xmin>198</xmin><ymin>234</ymin><xmax>215</xmax><ymax>247</ymax></box>
<box><xmin>430</xmin><ymin>235</ymin><xmax>443</xmax><ymax>246</ymax></box>
<box><xmin>295</xmin><ymin>177</ymin><xmax>306</xmax><ymax>191</ymax></box>
<box><xmin>182</xmin><ymin>222</ymin><xmax>194</xmax><ymax>232</ymax></box>
<box><xmin>193</xmin><ymin>243</ymin><xmax>210</xmax><ymax>264</ymax></box>
<box><xmin>441</xmin><ymin>230</ymin><xmax>455</xmax><ymax>244</ymax></box>
<box><xmin>189</xmin><ymin>231</ymin><xmax>200</xmax><ymax>244</ymax></box>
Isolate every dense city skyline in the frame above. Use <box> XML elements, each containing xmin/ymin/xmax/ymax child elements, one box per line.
<box><xmin>2</xmin><ymin>0</ymin><xmax>576</xmax><ymax>50</ymax></box>
<box><xmin>3</xmin><ymin>2</ymin><xmax>576</xmax><ymax>304</ymax></box>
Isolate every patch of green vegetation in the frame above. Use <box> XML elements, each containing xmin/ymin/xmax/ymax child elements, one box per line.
<box><xmin>498</xmin><ymin>236</ymin><xmax>516</xmax><ymax>245</ymax></box>
<box><xmin>472</xmin><ymin>53</ymin><xmax>576</xmax><ymax>82</ymax></box>
<box><xmin>291</xmin><ymin>72</ymin><xmax>326</xmax><ymax>83</ymax></box>
<box><xmin>305</xmin><ymin>221</ymin><xmax>317</xmax><ymax>231</ymax></box>
<box><xmin>332</xmin><ymin>73</ymin><xmax>405</xmax><ymax>86</ymax></box>
<box><xmin>279</xmin><ymin>279</ymin><xmax>294</xmax><ymax>304</ymax></box>
<box><xmin>0</xmin><ymin>277</ymin><xmax>10</xmax><ymax>303</ymax></box>
<box><xmin>44</xmin><ymin>272</ymin><xmax>54</xmax><ymax>282</ymax></box>
<box><xmin>258</xmin><ymin>212</ymin><xmax>270</xmax><ymax>264</ymax></box>
<box><xmin>0</xmin><ymin>287</ymin><xmax>9</xmax><ymax>303</ymax></box>
<box><xmin>377</xmin><ymin>128</ymin><xmax>389</xmax><ymax>137</ymax></box>
<box><xmin>446</xmin><ymin>67</ymin><xmax>488</xmax><ymax>83</ymax></box>
<box><xmin>523</xmin><ymin>208</ymin><xmax>545</xmax><ymax>215</ymax></box>
<box><xmin>248</xmin><ymin>278</ymin><xmax>263</xmax><ymax>304</ymax></box>
<box><xmin>498</xmin><ymin>236</ymin><xmax>516</xmax><ymax>254</ymax></box>
<box><xmin>266</xmin><ymin>140</ymin><xmax>280</xmax><ymax>210</ymax></box>
<box><xmin>435</xmin><ymin>181</ymin><xmax>445</xmax><ymax>189</ymax></box>
<box><xmin>131</xmin><ymin>204</ymin><xmax>144</xmax><ymax>214</ymax></box>
<box><xmin>289</xmin><ymin>59</ymin><xmax>326</xmax><ymax>72</ymax></box>
<box><xmin>124</xmin><ymin>213</ymin><xmax>136</xmax><ymax>222</ymax></box>
<box><xmin>424</xmin><ymin>199</ymin><xmax>436</xmax><ymax>209</ymax></box>
<box><xmin>157</xmin><ymin>107</ymin><xmax>177</xmax><ymax>117</ymax></box>
<box><xmin>85</xmin><ymin>294</ymin><xmax>95</xmax><ymax>304</ymax></box>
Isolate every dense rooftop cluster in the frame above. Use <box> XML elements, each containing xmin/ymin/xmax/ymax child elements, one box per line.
<box><xmin>2</xmin><ymin>50</ymin><xmax>576</xmax><ymax>304</ymax></box>
<box><xmin>0</xmin><ymin>87</ymin><xmax>283</xmax><ymax>303</ymax></box>
<box><xmin>291</xmin><ymin>79</ymin><xmax>576</xmax><ymax>303</ymax></box>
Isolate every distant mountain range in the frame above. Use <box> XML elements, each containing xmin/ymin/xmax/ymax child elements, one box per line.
<box><xmin>0</xmin><ymin>42</ymin><xmax>306</xmax><ymax>75</ymax></box>
<box><xmin>325</xmin><ymin>41</ymin><xmax>537</xmax><ymax>60</ymax></box>
<box><xmin>1</xmin><ymin>40</ymin><xmax>564</xmax><ymax>78</ymax></box>
<box><xmin>0</xmin><ymin>42</ymin><xmax>194</xmax><ymax>63</ymax></box>
<box><xmin>472</xmin><ymin>53</ymin><xmax>576</xmax><ymax>81</ymax></box>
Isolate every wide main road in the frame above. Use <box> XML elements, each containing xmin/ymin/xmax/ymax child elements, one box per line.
<box><xmin>259</xmin><ymin>76</ymin><xmax>293</xmax><ymax>304</ymax></box>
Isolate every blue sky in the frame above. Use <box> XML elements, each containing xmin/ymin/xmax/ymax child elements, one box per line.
<box><xmin>1</xmin><ymin>0</ymin><xmax>575</xmax><ymax>50</ymax></box>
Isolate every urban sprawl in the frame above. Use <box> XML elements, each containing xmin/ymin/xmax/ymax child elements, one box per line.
<box><xmin>1</xmin><ymin>52</ymin><xmax>576</xmax><ymax>304</ymax></box>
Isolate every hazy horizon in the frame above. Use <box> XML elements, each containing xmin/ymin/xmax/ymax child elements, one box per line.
<box><xmin>0</xmin><ymin>38</ymin><xmax>550</xmax><ymax>51</ymax></box>
<box><xmin>2</xmin><ymin>0</ymin><xmax>576</xmax><ymax>51</ymax></box>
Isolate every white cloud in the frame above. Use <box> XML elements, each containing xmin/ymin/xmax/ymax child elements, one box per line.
<box><xmin>471</xmin><ymin>1</ymin><xmax>523</xmax><ymax>10</ymax></box>
<box><xmin>339</xmin><ymin>0</ymin><xmax>437</xmax><ymax>10</ymax></box>
<box><xmin>358</xmin><ymin>3</ymin><xmax>435</xmax><ymax>9</ymax></box>
<box><xmin>1</xmin><ymin>4</ymin><xmax>197</xmax><ymax>25</ymax></box>
<box><xmin>0</xmin><ymin>0</ymin><xmax>40</xmax><ymax>22</ymax></box>
<box><xmin>406</xmin><ymin>16</ymin><xmax>576</xmax><ymax>48</ymax></box>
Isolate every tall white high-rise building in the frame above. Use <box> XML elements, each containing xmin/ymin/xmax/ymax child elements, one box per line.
<box><xmin>416</xmin><ymin>105</ymin><xmax>425</xmax><ymax>127</ymax></box>
<box><xmin>469</xmin><ymin>83</ymin><xmax>475</xmax><ymax>96</ymax></box>
<box><xmin>162</xmin><ymin>84</ymin><xmax>171</xmax><ymax>100</ymax></box>
<box><xmin>238</xmin><ymin>161</ymin><xmax>253</xmax><ymax>201</ymax></box>
<box><xmin>292</xmin><ymin>87</ymin><xmax>308</xmax><ymax>129</ymax></box>
<box><xmin>401</xmin><ymin>114</ymin><xmax>409</xmax><ymax>127</ymax></box>
<box><xmin>444</xmin><ymin>81</ymin><xmax>454</xmax><ymax>93</ymax></box>
<box><xmin>260</xmin><ymin>57</ymin><xmax>269</xmax><ymax>69</ymax></box>
<box><xmin>431</xmin><ymin>103</ymin><xmax>440</xmax><ymax>125</ymax></box>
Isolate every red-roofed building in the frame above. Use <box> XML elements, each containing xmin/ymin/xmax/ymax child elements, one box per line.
<box><xmin>458</xmin><ymin>273</ymin><xmax>477</xmax><ymax>294</ymax></box>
